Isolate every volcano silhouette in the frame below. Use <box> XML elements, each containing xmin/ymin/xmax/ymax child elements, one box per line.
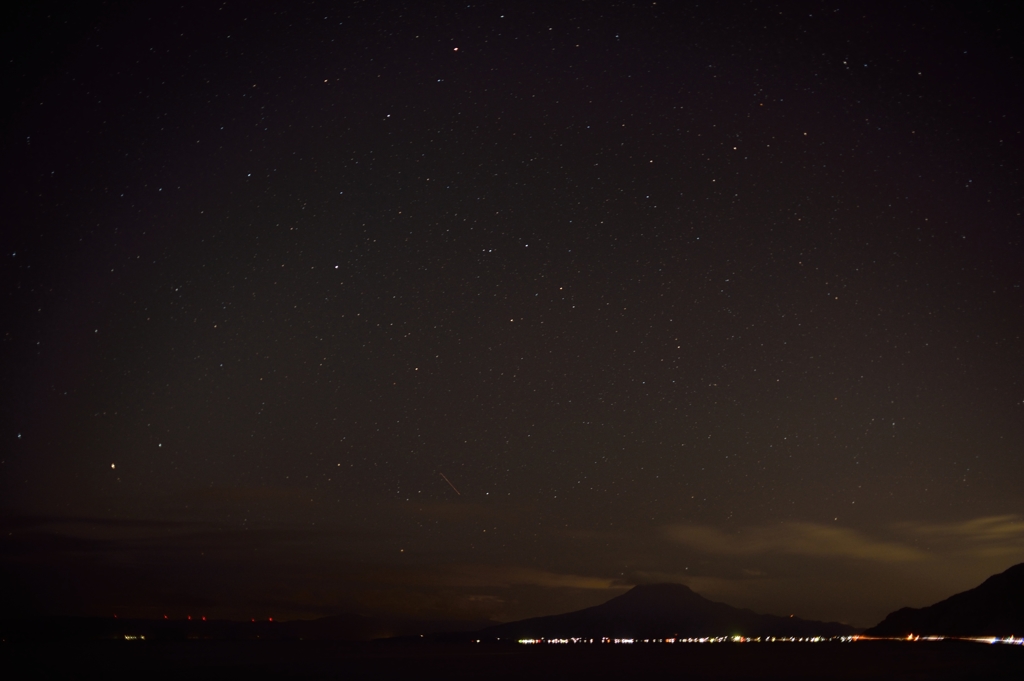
<box><xmin>478</xmin><ymin>583</ymin><xmax>857</xmax><ymax>639</ymax></box>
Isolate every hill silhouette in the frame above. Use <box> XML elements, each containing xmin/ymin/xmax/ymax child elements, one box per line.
<box><xmin>477</xmin><ymin>583</ymin><xmax>857</xmax><ymax>639</ymax></box>
<box><xmin>865</xmin><ymin>563</ymin><xmax>1024</xmax><ymax>637</ymax></box>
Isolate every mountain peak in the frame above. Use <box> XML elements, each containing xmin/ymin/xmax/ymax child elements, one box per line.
<box><xmin>605</xmin><ymin>583</ymin><xmax>707</xmax><ymax>612</ymax></box>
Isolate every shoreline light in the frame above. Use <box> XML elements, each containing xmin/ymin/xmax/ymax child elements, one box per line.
<box><xmin>513</xmin><ymin>635</ymin><xmax>1023</xmax><ymax>646</ymax></box>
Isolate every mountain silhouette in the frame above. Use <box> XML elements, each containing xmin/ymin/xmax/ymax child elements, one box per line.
<box><xmin>477</xmin><ymin>583</ymin><xmax>857</xmax><ymax>639</ymax></box>
<box><xmin>865</xmin><ymin>563</ymin><xmax>1024</xmax><ymax>637</ymax></box>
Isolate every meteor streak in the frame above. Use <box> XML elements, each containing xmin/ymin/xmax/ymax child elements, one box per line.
<box><xmin>439</xmin><ymin>473</ymin><xmax>461</xmax><ymax>496</ymax></box>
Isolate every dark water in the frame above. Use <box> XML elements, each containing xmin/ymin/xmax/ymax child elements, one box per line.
<box><xmin>3</xmin><ymin>640</ymin><xmax>1023</xmax><ymax>679</ymax></box>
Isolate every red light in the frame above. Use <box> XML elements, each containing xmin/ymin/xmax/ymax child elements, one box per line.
<box><xmin>164</xmin><ymin>615</ymin><xmax>168</xmax><ymax>619</ymax></box>
<box><xmin>187</xmin><ymin>615</ymin><xmax>192</xmax><ymax>620</ymax></box>
<box><xmin>268</xmin><ymin>617</ymin><xmax>273</xmax><ymax>622</ymax></box>
<box><xmin>202</xmin><ymin>616</ymin><xmax>206</xmax><ymax>621</ymax></box>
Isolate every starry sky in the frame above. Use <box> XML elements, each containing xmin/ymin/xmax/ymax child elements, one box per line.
<box><xmin>2</xmin><ymin>1</ymin><xmax>1024</xmax><ymax>629</ymax></box>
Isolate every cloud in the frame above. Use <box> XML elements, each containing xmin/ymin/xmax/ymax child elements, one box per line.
<box><xmin>360</xmin><ymin>563</ymin><xmax>624</xmax><ymax>590</ymax></box>
<box><xmin>895</xmin><ymin>515</ymin><xmax>1024</xmax><ymax>557</ymax></box>
<box><xmin>631</xmin><ymin>569</ymin><xmax>756</xmax><ymax>598</ymax></box>
<box><xmin>665</xmin><ymin>522</ymin><xmax>926</xmax><ymax>562</ymax></box>
<box><xmin>445</xmin><ymin>564</ymin><xmax>623</xmax><ymax>590</ymax></box>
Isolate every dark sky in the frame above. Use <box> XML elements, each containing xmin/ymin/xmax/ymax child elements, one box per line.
<box><xmin>2</xmin><ymin>1</ymin><xmax>1023</xmax><ymax>629</ymax></box>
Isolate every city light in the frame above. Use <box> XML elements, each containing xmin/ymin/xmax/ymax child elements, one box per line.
<box><xmin>512</xmin><ymin>635</ymin><xmax>1024</xmax><ymax>646</ymax></box>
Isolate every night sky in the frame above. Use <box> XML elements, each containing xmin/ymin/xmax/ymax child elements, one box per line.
<box><xmin>3</xmin><ymin>1</ymin><xmax>1024</xmax><ymax>629</ymax></box>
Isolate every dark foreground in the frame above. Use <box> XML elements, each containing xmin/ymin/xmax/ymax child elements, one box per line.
<box><xmin>3</xmin><ymin>640</ymin><xmax>1023</xmax><ymax>680</ymax></box>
